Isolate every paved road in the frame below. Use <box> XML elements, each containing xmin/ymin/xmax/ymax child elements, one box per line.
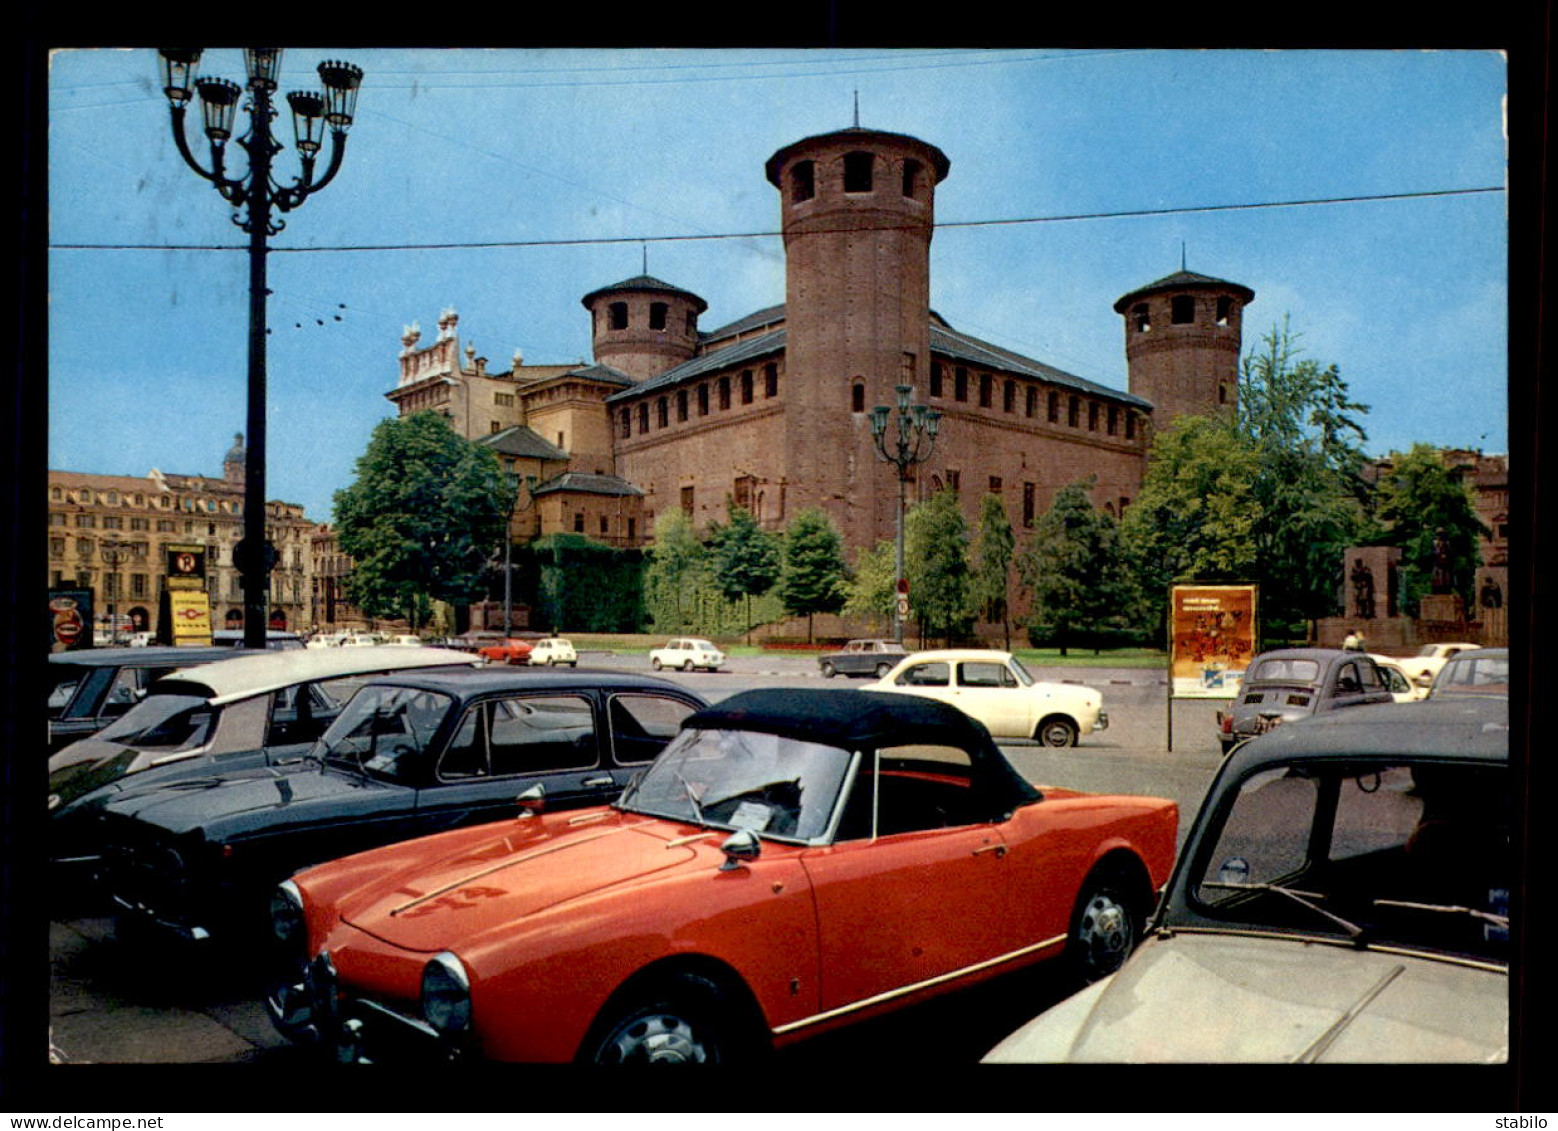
<box><xmin>48</xmin><ymin>653</ymin><xmax>1232</xmax><ymax>1065</ymax></box>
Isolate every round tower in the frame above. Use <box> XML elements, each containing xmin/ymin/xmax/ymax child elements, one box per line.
<box><xmin>581</xmin><ymin>275</ymin><xmax>707</xmax><ymax>382</ymax></box>
<box><xmin>765</xmin><ymin>126</ymin><xmax>950</xmax><ymax>547</ymax></box>
<box><xmin>1113</xmin><ymin>269</ymin><xmax>1255</xmax><ymax>423</ymax></box>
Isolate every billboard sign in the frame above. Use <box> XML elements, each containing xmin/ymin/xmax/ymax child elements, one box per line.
<box><xmin>48</xmin><ymin>588</ymin><xmax>93</xmax><ymax>652</ymax></box>
<box><xmin>165</xmin><ymin>543</ymin><xmax>208</xmax><ymax>591</ymax></box>
<box><xmin>1170</xmin><ymin>584</ymin><xmax>1258</xmax><ymax>699</ymax></box>
<box><xmin>168</xmin><ymin>589</ymin><xmax>213</xmax><ymax>646</ymax></box>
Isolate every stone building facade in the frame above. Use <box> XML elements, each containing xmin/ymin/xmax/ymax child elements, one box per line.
<box><xmin>389</xmin><ymin>125</ymin><xmax>1253</xmax><ymax>614</ymax></box>
<box><xmin>47</xmin><ymin>434</ymin><xmax>315</xmax><ymax>639</ymax></box>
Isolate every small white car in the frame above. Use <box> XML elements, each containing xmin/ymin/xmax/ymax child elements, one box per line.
<box><xmin>867</xmin><ymin>649</ymin><xmax>1106</xmax><ymax>747</ymax></box>
<box><xmin>529</xmin><ymin>637</ymin><xmax>579</xmax><ymax>667</ymax></box>
<box><xmin>1402</xmin><ymin>642</ymin><xmax>1480</xmax><ymax>689</ymax></box>
<box><xmin>649</xmin><ymin>638</ymin><xmax>725</xmax><ymax>672</ymax></box>
<box><xmin>1369</xmin><ymin>654</ymin><xmax>1424</xmax><ymax>702</ymax></box>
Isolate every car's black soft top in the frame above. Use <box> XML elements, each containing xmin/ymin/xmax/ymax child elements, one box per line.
<box><xmin>686</xmin><ymin>688</ymin><xmax>1042</xmax><ymax>806</ymax></box>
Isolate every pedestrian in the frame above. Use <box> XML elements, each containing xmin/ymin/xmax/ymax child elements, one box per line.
<box><xmin>1342</xmin><ymin>629</ymin><xmax>1365</xmax><ymax>652</ymax></box>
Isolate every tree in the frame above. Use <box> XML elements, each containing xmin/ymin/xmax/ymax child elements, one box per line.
<box><xmin>332</xmin><ymin>412</ymin><xmax>508</xmax><ymax>629</ymax></box>
<box><xmin>905</xmin><ymin>489</ymin><xmax>974</xmax><ymax>647</ymax></box>
<box><xmin>642</xmin><ymin>508</ymin><xmax>708</xmax><ymax>633</ymax></box>
<box><xmin>844</xmin><ymin>539</ymin><xmax>897</xmax><ymax>627</ymax></box>
<box><xmin>1021</xmin><ymin>479</ymin><xmax>1133</xmax><ymax>655</ymax></box>
<box><xmin>778</xmin><ymin>507</ymin><xmax>849</xmax><ymax>642</ymax></box>
<box><xmin>706</xmin><ymin>505</ymin><xmax>782</xmax><ymax>641</ymax></box>
<box><xmin>1373</xmin><ymin>444</ymin><xmax>1490</xmax><ymax>615</ymax></box>
<box><xmin>972</xmin><ymin>493</ymin><xmax>1017</xmax><ymax>650</ymax></box>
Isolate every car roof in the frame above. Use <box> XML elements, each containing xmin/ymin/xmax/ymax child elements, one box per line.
<box><xmin>49</xmin><ymin>646</ymin><xmax>253</xmax><ymax>668</ymax></box>
<box><xmin>893</xmin><ymin>649</ymin><xmax>1013</xmax><ymax>663</ymax></box>
<box><xmin>349</xmin><ymin>664</ymin><xmax>701</xmax><ymax>698</ymax></box>
<box><xmin>150</xmin><ymin>646</ymin><xmax>479</xmax><ymax>705</ymax></box>
<box><xmin>1228</xmin><ymin>697</ymin><xmax>1508</xmax><ymax>767</ymax></box>
<box><xmin>1443</xmin><ymin>647</ymin><xmax>1509</xmax><ymax>660</ymax></box>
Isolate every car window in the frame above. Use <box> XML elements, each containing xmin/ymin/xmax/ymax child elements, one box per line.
<box><xmin>958</xmin><ymin>661</ymin><xmax>1014</xmax><ymax>689</ymax></box>
<box><xmin>1250</xmin><ymin>658</ymin><xmax>1321</xmax><ymax>683</ymax></box>
<box><xmin>438</xmin><ymin>694</ymin><xmax>597</xmax><ymax>779</ymax></box>
<box><xmin>1380</xmin><ymin>666</ymin><xmax>1411</xmax><ymax>695</ymax></box>
<box><xmin>609</xmin><ymin>694</ymin><xmax>699</xmax><ymax>765</ymax></box>
<box><xmin>99</xmin><ymin>667</ymin><xmax>149</xmax><ymax>718</ymax></box>
<box><xmin>96</xmin><ymin>693</ymin><xmax>215</xmax><ymax>751</ymax></box>
<box><xmin>898</xmin><ymin>662</ymin><xmax>949</xmax><ymax>687</ymax></box>
<box><xmin>321</xmin><ymin>686</ymin><xmax>453</xmax><ymax>782</ymax></box>
<box><xmin>1333</xmin><ymin>662</ymin><xmax>1363</xmax><ymax>694</ymax></box>
<box><xmin>49</xmin><ymin>667</ymin><xmax>89</xmax><ymax>717</ymax></box>
<box><xmin>837</xmin><ymin>744</ymin><xmax>983</xmax><ymax>839</ymax></box>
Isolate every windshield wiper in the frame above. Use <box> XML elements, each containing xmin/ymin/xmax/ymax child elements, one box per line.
<box><xmin>1202</xmin><ymin>880</ymin><xmax>1366</xmax><ymax>940</ymax></box>
<box><xmin>1374</xmin><ymin>898</ymin><xmax>1509</xmax><ymax>930</ymax></box>
<box><xmin>673</xmin><ymin>769</ymin><xmax>707</xmax><ymax>827</ymax></box>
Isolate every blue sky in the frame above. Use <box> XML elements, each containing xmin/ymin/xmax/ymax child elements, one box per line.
<box><xmin>47</xmin><ymin>47</ymin><xmax>1509</xmax><ymax>524</ymax></box>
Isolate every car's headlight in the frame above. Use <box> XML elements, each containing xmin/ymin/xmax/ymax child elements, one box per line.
<box><xmin>421</xmin><ymin>951</ymin><xmax>472</xmax><ymax>1036</ymax></box>
<box><xmin>269</xmin><ymin>879</ymin><xmax>306</xmax><ymax>953</ymax></box>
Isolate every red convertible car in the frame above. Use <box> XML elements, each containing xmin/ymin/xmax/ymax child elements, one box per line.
<box><xmin>267</xmin><ymin>688</ymin><xmax>1178</xmax><ymax>1063</ymax></box>
<box><xmin>476</xmin><ymin>637</ymin><xmax>534</xmax><ymax>665</ymax></box>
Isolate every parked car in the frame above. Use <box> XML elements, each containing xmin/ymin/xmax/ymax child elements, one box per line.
<box><xmin>477</xmin><ymin>637</ymin><xmax>535</xmax><ymax>665</ymax></box>
<box><xmin>1428</xmin><ymin>647</ymin><xmax>1509</xmax><ymax>699</ymax></box>
<box><xmin>47</xmin><ymin>646</ymin><xmax>249</xmax><ymax>755</ymax></box>
<box><xmin>817</xmin><ymin>638</ymin><xmax>907</xmax><ymax>679</ymax></box>
<box><xmin>48</xmin><ymin>646</ymin><xmax>478</xmax><ymax>815</ymax></box>
<box><xmin>528</xmin><ymin>637</ymin><xmax>578</xmax><ymax>667</ymax></box>
<box><xmin>866</xmin><ymin>649</ymin><xmax>1106</xmax><ymax>747</ymax></box>
<box><xmin>1215</xmin><ymin>648</ymin><xmax>1395</xmax><ymax>755</ymax></box>
<box><xmin>212</xmin><ymin>629</ymin><xmax>305</xmax><ymax>650</ymax></box>
<box><xmin>1368</xmin><ymin>654</ymin><xmax>1423</xmax><ymax>702</ymax></box>
<box><xmin>985</xmin><ymin>697</ymin><xmax>1509</xmax><ymax>1063</ymax></box>
<box><xmin>70</xmin><ymin>667</ymin><xmax>709</xmax><ymax>943</ymax></box>
<box><xmin>650</xmin><ymin>637</ymin><xmax>725</xmax><ymax>672</ymax></box>
<box><xmin>1401</xmin><ymin>641</ymin><xmax>1481</xmax><ymax>689</ymax></box>
<box><xmin>265</xmin><ymin>687</ymin><xmax>1177</xmax><ymax>1063</ymax></box>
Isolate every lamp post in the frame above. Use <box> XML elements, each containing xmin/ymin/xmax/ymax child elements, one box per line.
<box><xmin>870</xmin><ymin>384</ymin><xmax>942</xmax><ymax>646</ymax></box>
<box><xmin>100</xmin><ymin>538</ymin><xmax>130</xmax><ymax>644</ymax></box>
<box><xmin>501</xmin><ymin>473</ymin><xmax>539</xmax><ymax>633</ymax></box>
<box><xmin>157</xmin><ymin>48</ymin><xmax>363</xmax><ymax>649</ymax></box>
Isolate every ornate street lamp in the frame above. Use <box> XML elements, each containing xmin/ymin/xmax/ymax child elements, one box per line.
<box><xmin>157</xmin><ymin>48</ymin><xmax>363</xmax><ymax>648</ymax></box>
<box><xmin>99</xmin><ymin>538</ymin><xmax>131</xmax><ymax>644</ymax></box>
<box><xmin>870</xmin><ymin>384</ymin><xmax>942</xmax><ymax>646</ymax></box>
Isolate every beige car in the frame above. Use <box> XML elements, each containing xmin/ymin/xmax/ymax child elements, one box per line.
<box><xmin>529</xmin><ymin>637</ymin><xmax>579</xmax><ymax>667</ymax></box>
<box><xmin>867</xmin><ymin>649</ymin><xmax>1106</xmax><ymax>747</ymax></box>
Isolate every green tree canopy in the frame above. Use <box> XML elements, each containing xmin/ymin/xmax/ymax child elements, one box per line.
<box><xmin>1373</xmin><ymin>443</ymin><xmax>1490</xmax><ymax>615</ymax></box>
<box><xmin>906</xmin><ymin>488</ymin><xmax>974</xmax><ymax>646</ymax></box>
<box><xmin>706</xmin><ymin>505</ymin><xmax>782</xmax><ymax>639</ymax></box>
<box><xmin>1021</xmin><ymin>478</ymin><xmax>1133</xmax><ymax>654</ymax></box>
<box><xmin>778</xmin><ymin>507</ymin><xmax>850</xmax><ymax>642</ymax></box>
<box><xmin>642</xmin><ymin>508</ymin><xmax>708</xmax><ymax>633</ymax></box>
<box><xmin>972</xmin><ymin>492</ymin><xmax>1017</xmax><ymax>649</ymax></box>
<box><xmin>332</xmin><ymin>412</ymin><xmax>509</xmax><ymax>629</ymax></box>
<box><xmin>844</xmin><ymin>538</ymin><xmax>898</xmax><ymax>626</ymax></box>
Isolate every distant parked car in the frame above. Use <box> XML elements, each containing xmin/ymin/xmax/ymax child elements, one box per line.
<box><xmin>529</xmin><ymin>637</ymin><xmax>578</xmax><ymax>667</ymax></box>
<box><xmin>1368</xmin><ymin>654</ymin><xmax>1423</xmax><ymax>702</ymax></box>
<box><xmin>818</xmin><ymin>638</ymin><xmax>907</xmax><ymax>679</ymax></box>
<box><xmin>1401</xmin><ymin>642</ymin><xmax>1480</xmax><ymax>689</ymax></box>
<box><xmin>477</xmin><ymin>637</ymin><xmax>535</xmax><ymax>665</ymax></box>
<box><xmin>72</xmin><ymin>667</ymin><xmax>708</xmax><ymax>941</ymax></box>
<box><xmin>1216</xmin><ymin>648</ymin><xmax>1395</xmax><ymax>755</ymax></box>
<box><xmin>1428</xmin><ymin>647</ymin><xmax>1509</xmax><ymax>699</ymax></box>
<box><xmin>265</xmin><ymin>688</ymin><xmax>1176</xmax><ymax>1064</ymax></box>
<box><xmin>47</xmin><ymin>647</ymin><xmax>248</xmax><ymax>755</ymax></box>
<box><xmin>48</xmin><ymin>646</ymin><xmax>479</xmax><ymax>815</ymax></box>
<box><xmin>213</xmin><ymin>629</ymin><xmax>305</xmax><ymax>650</ymax></box>
<box><xmin>867</xmin><ymin>650</ymin><xmax>1106</xmax><ymax>747</ymax></box>
<box><xmin>650</xmin><ymin>637</ymin><xmax>725</xmax><ymax>672</ymax></box>
<box><xmin>985</xmin><ymin>697</ymin><xmax>1509</xmax><ymax>1063</ymax></box>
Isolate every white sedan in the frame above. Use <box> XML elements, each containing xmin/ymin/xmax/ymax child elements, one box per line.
<box><xmin>1401</xmin><ymin>642</ymin><xmax>1480</xmax><ymax>689</ymax></box>
<box><xmin>867</xmin><ymin>649</ymin><xmax>1107</xmax><ymax>747</ymax></box>
<box><xmin>649</xmin><ymin>637</ymin><xmax>725</xmax><ymax>672</ymax></box>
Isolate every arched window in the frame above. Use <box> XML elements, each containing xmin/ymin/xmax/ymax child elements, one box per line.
<box><xmin>852</xmin><ymin>382</ymin><xmax>866</xmax><ymax>413</ymax></box>
<box><xmin>1025</xmin><ymin>386</ymin><xmax>1038</xmax><ymax>418</ymax></box>
<box><xmin>764</xmin><ymin>363</ymin><xmax>779</xmax><ymax>398</ymax></box>
<box><xmin>1132</xmin><ymin>303</ymin><xmax>1151</xmax><ymax>333</ymax></box>
<box><xmin>740</xmin><ymin>370</ymin><xmax>754</xmax><ymax>405</ymax></box>
<box><xmin>843</xmin><ymin>151</ymin><xmax>873</xmax><ymax>193</ymax></box>
<box><xmin>1216</xmin><ymin>296</ymin><xmax>1233</xmax><ymax>325</ymax></box>
<box><xmin>718</xmin><ymin>376</ymin><xmax>731</xmax><ymax>410</ymax></box>
<box><xmin>620</xmin><ymin>408</ymin><xmax>632</xmax><ymax>439</ymax></box>
<box><xmin>791</xmin><ymin>160</ymin><xmax>815</xmax><ymax>202</ymax></box>
<box><xmin>657</xmin><ymin>397</ymin><xmax>669</xmax><ymax>428</ymax></box>
<box><xmin>637</xmin><ymin>403</ymin><xmax>650</xmax><ymax>434</ymax></box>
<box><xmin>1003</xmin><ymin>380</ymin><xmax>1016</xmax><ymax>414</ymax></box>
<box><xmin>901</xmin><ymin>158</ymin><xmax>923</xmax><ymax>199</ymax></box>
<box><xmin>978</xmin><ymin>373</ymin><xmax>993</xmax><ymax>408</ymax></box>
<box><xmin>677</xmin><ymin>389</ymin><xmax>689</xmax><ymax>421</ymax></box>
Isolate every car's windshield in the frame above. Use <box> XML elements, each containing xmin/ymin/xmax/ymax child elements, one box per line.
<box><xmin>1187</xmin><ymin>760</ymin><xmax>1508</xmax><ymax>963</ymax></box>
<box><xmin>618</xmin><ymin>727</ymin><xmax>853</xmax><ymax>842</ymax></box>
<box><xmin>1250</xmin><ymin>658</ymin><xmax>1321</xmax><ymax>683</ymax></box>
<box><xmin>48</xmin><ymin>667</ymin><xmax>89</xmax><ymax>717</ymax></box>
<box><xmin>1433</xmin><ymin>654</ymin><xmax>1509</xmax><ymax>697</ymax></box>
<box><xmin>92</xmin><ymin>693</ymin><xmax>215</xmax><ymax>751</ymax></box>
<box><xmin>316</xmin><ymin>685</ymin><xmax>454</xmax><ymax>782</ymax></box>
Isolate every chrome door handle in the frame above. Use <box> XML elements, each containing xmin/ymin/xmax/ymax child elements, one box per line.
<box><xmin>972</xmin><ymin>843</ymin><xmax>1007</xmax><ymax>858</ymax></box>
<box><xmin>582</xmin><ymin>776</ymin><xmax>615</xmax><ymax>788</ymax></box>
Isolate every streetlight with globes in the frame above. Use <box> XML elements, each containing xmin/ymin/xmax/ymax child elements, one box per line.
<box><xmin>156</xmin><ymin>47</ymin><xmax>363</xmax><ymax>648</ymax></box>
<box><xmin>870</xmin><ymin>384</ymin><xmax>942</xmax><ymax>646</ymax></box>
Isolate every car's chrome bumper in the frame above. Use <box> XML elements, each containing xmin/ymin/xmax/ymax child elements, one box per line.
<box><xmin>1094</xmin><ymin>711</ymin><xmax>1109</xmax><ymax>731</ymax></box>
<box><xmin>106</xmin><ymin>890</ymin><xmax>211</xmax><ymax>942</ymax></box>
<box><xmin>267</xmin><ymin>952</ymin><xmax>466</xmax><ymax>1064</ymax></box>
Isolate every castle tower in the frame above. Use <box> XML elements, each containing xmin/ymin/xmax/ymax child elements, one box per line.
<box><xmin>581</xmin><ymin>275</ymin><xmax>707</xmax><ymax>382</ymax></box>
<box><xmin>1114</xmin><ymin>269</ymin><xmax>1254</xmax><ymax>423</ymax></box>
<box><xmin>765</xmin><ymin>126</ymin><xmax>950</xmax><ymax>548</ymax></box>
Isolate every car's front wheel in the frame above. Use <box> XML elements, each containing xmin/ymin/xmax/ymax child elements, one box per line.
<box><xmin>582</xmin><ymin>972</ymin><xmax>757</xmax><ymax>1065</ymax></box>
<box><xmin>1036</xmin><ymin>715</ymin><xmax>1079</xmax><ymax>747</ymax></box>
<box><xmin>1066</xmin><ymin>875</ymin><xmax>1139</xmax><ymax>983</ymax></box>
<box><xmin>875</xmin><ymin>662</ymin><xmax>892</xmax><ymax>678</ymax></box>
<box><xmin>683</xmin><ymin>660</ymin><xmax>695</xmax><ymax>672</ymax></box>
<box><xmin>651</xmin><ymin>657</ymin><xmax>663</xmax><ymax>671</ymax></box>
<box><xmin>821</xmin><ymin>661</ymin><xmax>837</xmax><ymax>678</ymax></box>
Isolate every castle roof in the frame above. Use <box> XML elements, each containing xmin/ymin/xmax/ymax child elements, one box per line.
<box><xmin>603</xmin><ymin>328</ymin><xmax>786</xmax><ymax>403</ymax></box>
<box><xmin>765</xmin><ymin>127</ymin><xmax>951</xmax><ymax>185</ymax></box>
<box><xmin>1113</xmin><ymin>269</ymin><xmax>1255</xmax><ymax>311</ymax></box>
<box><xmin>580</xmin><ymin>274</ymin><xmax>709</xmax><ymax>313</ymax></box>
<box><xmin>530</xmin><ymin>471</ymin><xmax>644</xmax><ymax>498</ymax></box>
<box><xmin>476</xmin><ymin>426</ymin><xmax>570</xmax><ymax>461</ymax></box>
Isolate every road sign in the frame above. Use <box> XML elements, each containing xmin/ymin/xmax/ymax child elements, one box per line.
<box><xmin>896</xmin><ymin>595</ymin><xmax>910</xmax><ymax>619</ymax></box>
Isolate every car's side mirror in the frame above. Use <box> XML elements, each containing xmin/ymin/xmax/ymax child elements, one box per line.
<box><xmin>718</xmin><ymin>828</ymin><xmax>761</xmax><ymax>871</ymax></box>
<box><xmin>516</xmin><ymin>784</ymin><xmax>546</xmax><ymax>817</ymax></box>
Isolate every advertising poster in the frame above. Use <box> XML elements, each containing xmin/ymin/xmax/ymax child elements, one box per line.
<box><xmin>167</xmin><ymin>588</ymin><xmax>213</xmax><ymax>646</ymax></box>
<box><xmin>1170</xmin><ymin>584</ymin><xmax>1258</xmax><ymax>698</ymax></box>
<box><xmin>48</xmin><ymin>588</ymin><xmax>94</xmax><ymax>652</ymax></box>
